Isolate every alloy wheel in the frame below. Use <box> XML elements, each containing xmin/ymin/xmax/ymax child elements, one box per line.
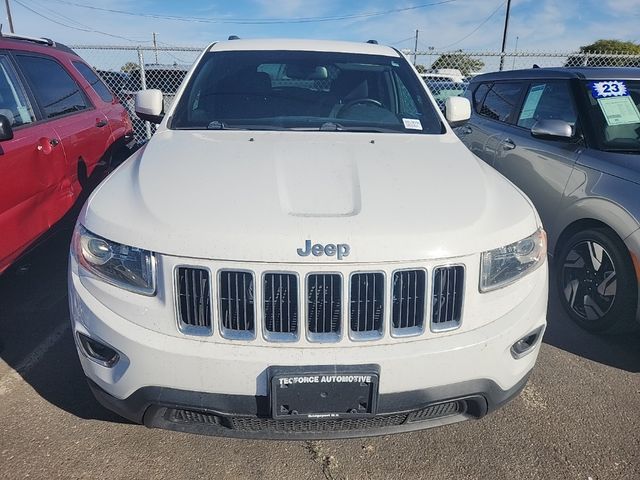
<box><xmin>561</xmin><ymin>240</ymin><xmax>617</xmax><ymax>322</ymax></box>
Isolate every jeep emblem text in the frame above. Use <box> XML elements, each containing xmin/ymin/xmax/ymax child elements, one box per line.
<box><xmin>297</xmin><ymin>240</ymin><xmax>350</xmax><ymax>260</ymax></box>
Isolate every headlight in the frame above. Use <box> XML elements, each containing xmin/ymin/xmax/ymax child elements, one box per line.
<box><xmin>480</xmin><ymin>228</ymin><xmax>546</xmax><ymax>292</ymax></box>
<box><xmin>73</xmin><ymin>225</ymin><xmax>156</xmax><ymax>295</ymax></box>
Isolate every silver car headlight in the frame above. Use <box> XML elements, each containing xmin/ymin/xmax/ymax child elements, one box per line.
<box><xmin>72</xmin><ymin>225</ymin><xmax>156</xmax><ymax>296</ymax></box>
<box><xmin>480</xmin><ymin>228</ymin><xmax>546</xmax><ymax>292</ymax></box>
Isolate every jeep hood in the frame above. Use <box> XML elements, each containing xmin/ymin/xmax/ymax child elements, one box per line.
<box><xmin>83</xmin><ymin>130</ymin><xmax>539</xmax><ymax>263</ymax></box>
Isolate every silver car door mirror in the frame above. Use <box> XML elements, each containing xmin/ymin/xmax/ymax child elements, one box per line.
<box><xmin>530</xmin><ymin>119</ymin><xmax>573</xmax><ymax>141</ymax></box>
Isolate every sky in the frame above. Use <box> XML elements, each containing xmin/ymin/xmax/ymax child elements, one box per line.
<box><xmin>5</xmin><ymin>0</ymin><xmax>640</xmax><ymax>52</ymax></box>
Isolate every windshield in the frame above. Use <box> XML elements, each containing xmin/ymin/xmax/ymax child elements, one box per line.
<box><xmin>170</xmin><ymin>50</ymin><xmax>444</xmax><ymax>134</ymax></box>
<box><xmin>582</xmin><ymin>80</ymin><xmax>640</xmax><ymax>153</ymax></box>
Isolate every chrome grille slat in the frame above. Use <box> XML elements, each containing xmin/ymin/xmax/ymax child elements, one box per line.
<box><xmin>431</xmin><ymin>266</ymin><xmax>464</xmax><ymax>331</ymax></box>
<box><xmin>392</xmin><ymin>270</ymin><xmax>426</xmax><ymax>334</ymax></box>
<box><xmin>264</xmin><ymin>273</ymin><xmax>298</xmax><ymax>338</ymax></box>
<box><xmin>350</xmin><ymin>273</ymin><xmax>384</xmax><ymax>337</ymax></box>
<box><xmin>176</xmin><ymin>267</ymin><xmax>212</xmax><ymax>333</ymax></box>
<box><xmin>307</xmin><ymin>273</ymin><xmax>341</xmax><ymax>338</ymax></box>
<box><xmin>219</xmin><ymin>270</ymin><xmax>255</xmax><ymax>338</ymax></box>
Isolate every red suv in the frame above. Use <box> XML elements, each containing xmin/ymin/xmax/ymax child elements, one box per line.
<box><xmin>0</xmin><ymin>34</ymin><xmax>134</xmax><ymax>274</ymax></box>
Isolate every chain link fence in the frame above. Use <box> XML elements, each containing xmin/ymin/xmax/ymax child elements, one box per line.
<box><xmin>71</xmin><ymin>45</ymin><xmax>640</xmax><ymax>143</ymax></box>
<box><xmin>72</xmin><ymin>45</ymin><xmax>201</xmax><ymax>143</ymax></box>
<box><xmin>409</xmin><ymin>50</ymin><xmax>640</xmax><ymax>111</ymax></box>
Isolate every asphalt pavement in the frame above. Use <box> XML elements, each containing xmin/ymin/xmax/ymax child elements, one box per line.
<box><xmin>0</xmin><ymin>227</ymin><xmax>638</xmax><ymax>480</ymax></box>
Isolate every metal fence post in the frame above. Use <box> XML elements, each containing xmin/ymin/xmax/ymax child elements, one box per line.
<box><xmin>137</xmin><ymin>47</ymin><xmax>152</xmax><ymax>141</ymax></box>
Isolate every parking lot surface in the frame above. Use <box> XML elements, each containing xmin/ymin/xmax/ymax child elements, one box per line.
<box><xmin>0</xmin><ymin>228</ymin><xmax>638</xmax><ymax>480</ymax></box>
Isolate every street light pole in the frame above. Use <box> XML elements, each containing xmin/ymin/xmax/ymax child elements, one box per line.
<box><xmin>4</xmin><ymin>0</ymin><xmax>14</xmax><ymax>33</ymax></box>
<box><xmin>413</xmin><ymin>29</ymin><xmax>419</xmax><ymax>66</ymax></box>
<box><xmin>499</xmin><ymin>0</ymin><xmax>512</xmax><ymax>71</ymax></box>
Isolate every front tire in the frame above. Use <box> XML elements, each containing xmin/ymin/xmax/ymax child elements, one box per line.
<box><xmin>556</xmin><ymin>227</ymin><xmax>637</xmax><ymax>333</ymax></box>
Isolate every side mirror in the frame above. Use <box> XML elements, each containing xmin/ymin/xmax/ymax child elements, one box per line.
<box><xmin>135</xmin><ymin>89</ymin><xmax>164</xmax><ymax>124</ymax></box>
<box><xmin>0</xmin><ymin>114</ymin><xmax>14</xmax><ymax>141</ymax></box>
<box><xmin>445</xmin><ymin>96</ymin><xmax>471</xmax><ymax>127</ymax></box>
<box><xmin>531</xmin><ymin>119</ymin><xmax>573</xmax><ymax>141</ymax></box>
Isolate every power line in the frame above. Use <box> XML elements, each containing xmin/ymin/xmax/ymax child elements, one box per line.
<box><xmin>13</xmin><ymin>0</ymin><xmax>149</xmax><ymax>43</ymax></box>
<box><xmin>29</xmin><ymin>0</ymin><xmax>148</xmax><ymax>41</ymax></box>
<box><xmin>46</xmin><ymin>0</ymin><xmax>458</xmax><ymax>25</ymax></box>
<box><xmin>435</xmin><ymin>0</ymin><xmax>506</xmax><ymax>50</ymax></box>
<box><xmin>391</xmin><ymin>35</ymin><xmax>418</xmax><ymax>46</ymax></box>
<box><xmin>157</xmin><ymin>41</ymin><xmax>192</xmax><ymax>64</ymax></box>
<box><xmin>417</xmin><ymin>37</ymin><xmax>434</xmax><ymax>50</ymax></box>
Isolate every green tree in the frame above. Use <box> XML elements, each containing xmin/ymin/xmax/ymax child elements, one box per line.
<box><xmin>120</xmin><ymin>61</ymin><xmax>140</xmax><ymax>73</ymax></box>
<box><xmin>565</xmin><ymin>39</ymin><xmax>640</xmax><ymax>67</ymax></box>
<box><xmin>430</xmin><ymin>52</ymin><xmax>484</xmax><ymax>76</ymax></box>
<box><xmin>581</xmin><ymin>39</ymin><xmax>640</xmax><ymax>54</ymax></box>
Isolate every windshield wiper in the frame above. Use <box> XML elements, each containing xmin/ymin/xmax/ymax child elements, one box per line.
<box><xmin>602</xmin><ymin>147</ymin><xmax>640</xmax><ymax>154</ymax></box>
<box><xmin>318</xmin><ymin>122</ymin><xmax>399</xmax><ymax>133</ymax></box>
<box><xmin>206</xmin><ymin>121</ymin><xmax>289</xmax><ymax>131</ymax></box>
<box><xmin>200</xmin><ymin>120</ymin><xmax>398</xmax><ymax>133</ymax></box>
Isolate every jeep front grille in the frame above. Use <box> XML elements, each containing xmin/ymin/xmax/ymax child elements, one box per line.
<box><xmin>175</xmin><ymin>264</ymin><xmax>465</xmax><ymax>341</ymax></box>
<box><xmin>263</xmin><ymin>273</ymin><xmax>298</xmax><ymax>339</ymax></box>
<box><xmin>431</xmin><ymin>266</ymin><xmax>464</xmax><ymax>331</ymax></box>
<box><xmin>350</xmin><ymin>272</ymin><xmax>384</xmax><ymax>338</ymax></box>
<box><xmin>176</xmin><ymin>267</ymin><xmax>212</xmax><ymax>333</ymax></box>
<box><xmin>307</xmin><ymin>273</ymin><xmax>342</xmax><ymax>338</ymax></box>
<box><xmin>219</xmin><ymin>270</ymin><xmax>255</xmax><ymax>338</ymax></box>
<box><xmin>391</xmin><ymin>270</ymin><xmax>426</xmax><ymax>334</ymax></box>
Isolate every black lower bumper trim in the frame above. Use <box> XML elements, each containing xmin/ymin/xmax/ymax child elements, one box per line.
<box><xmin>86</xmin><ymin>372</ymin><xmax>531</xmax><ymax>440</ymax></box>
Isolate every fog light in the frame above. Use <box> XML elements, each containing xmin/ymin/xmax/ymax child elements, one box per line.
<box><xmin>77</xmin><ymin>333</ymin><xmax>120</xmax><ymax>367</ymax></box>
<box><xmin>511</xmin><ymin>326</ymin><xmax>544</xmax><ymax>359</ymax></box>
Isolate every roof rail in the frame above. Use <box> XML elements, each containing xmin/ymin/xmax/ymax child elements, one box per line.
<box><xmin>228</xmin><ymin>35</ymin><xmax>240</xmax><ymax>41</ymax></box>
<box><xmin>0</xmin><ymin>32</ymin><xmax>55</xmax><ymax>47</ymax></box>
<box><xmin>366</xmin><ymin>39</ymin><xmax>378</xmax><ymax>44</ymax></box>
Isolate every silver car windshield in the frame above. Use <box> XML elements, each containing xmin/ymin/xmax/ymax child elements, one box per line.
<box><xmin>583</xmin><ymin>80</ymin><xmax>640</xmax><ymax>153</ymax></box>
<box><xmin>170</xmin><ymin>50</ymin><xmax>444</xmax><ymax>134</ymax></box>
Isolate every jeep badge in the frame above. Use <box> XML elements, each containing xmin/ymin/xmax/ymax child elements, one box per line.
<box><xmin>297</xmin><ymin>240</ymin><xmax>350</xmax><ymax>260</ymax></box>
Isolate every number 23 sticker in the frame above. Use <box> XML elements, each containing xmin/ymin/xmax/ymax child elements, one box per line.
<box><xmin>590</xmin><ymin>81</ymin><xmax>628</xmax><ymax>98</ymax></box>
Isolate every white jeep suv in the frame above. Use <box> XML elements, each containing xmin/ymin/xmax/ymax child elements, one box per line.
<box><xmin>68</xmin><ymin>39</ymin><xmax>548</xmax><ymax>439</ymax></box>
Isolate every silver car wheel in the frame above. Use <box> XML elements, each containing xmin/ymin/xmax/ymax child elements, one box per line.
<box><xmin>562</xmin><ymin>240</ymin><xmax>617</xmax><ymax>321</ymax></box>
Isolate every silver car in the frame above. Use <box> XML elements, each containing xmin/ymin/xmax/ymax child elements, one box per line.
<box><xmin>458</xmin><ymin>67</ymin><xmax>640</xmax><ymax>333</ymax></box>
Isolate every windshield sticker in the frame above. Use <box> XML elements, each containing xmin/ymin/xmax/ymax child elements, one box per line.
<box><xmin>597</xmin><ymin>96</ymin><xmax>640</xmax><ymax>126</ymax></box>
<box><xmin>519</xmin><ymin>84</ymin><xmax>546</xmax><ymax>121</ymax></box>
<box><xmin>590</xmin><ymin>81</ymin><xmax>629</xmax><ymax>99</ymax></box>
<box><xmin>403</xmin><ymin>118</ymin><xmax>423</xmax><ymax>130</ymax></box>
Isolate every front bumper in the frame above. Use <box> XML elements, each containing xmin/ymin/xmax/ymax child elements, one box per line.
<box><xmin>87</xmin><ymin>373</ymin><xmax>531</xmax><ymax>439</ymax></box>
<box><xmin>69</xmin><ymin>258</ymin><xmax>547</xmax><ymax>439</ymax></box>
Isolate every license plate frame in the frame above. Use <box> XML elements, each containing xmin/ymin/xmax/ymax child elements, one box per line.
<box><xmin>269</xmin><ymin>365</ymin><xmax>380</xmax><ymax>419</ymax></box>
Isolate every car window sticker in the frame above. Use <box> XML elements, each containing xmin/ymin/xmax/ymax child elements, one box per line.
<box><xmin>402</xmin><ymin>118</ymin><xmax>423</xmax><ymax>130</ymax></box>
<box><xmin>597</xmin><ymin>96</ymin><xmax>640</xmax><ymax>126</ymax></box>
<box><xmin>519</xmin><ymin>84</ymin><xmax>546</xmax><ymax>121</ymax></box>
<box><xmin>589</xmin><ymin>80</ymin><xmax>628</xmax><ymax>99</ymax></box>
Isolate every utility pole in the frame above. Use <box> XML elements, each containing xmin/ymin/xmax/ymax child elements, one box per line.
<box><xmin>152</xmin><ymin>32</ymin><xmax>158</xmax><ymax>64</ymax></box>
<box><xmin>413</xmin><ymin>29</ymin><xmax>419</xmax><ymax>66</ymax></box>
<box><xmin>499</xmin><ymin>0</ymin><xmax>512</xmax><ymax>71</ymax></box>
<box><xmin>4</xmin><ymin>0</ymin><xmax>14</xmax><ymax>33</ymax></box>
